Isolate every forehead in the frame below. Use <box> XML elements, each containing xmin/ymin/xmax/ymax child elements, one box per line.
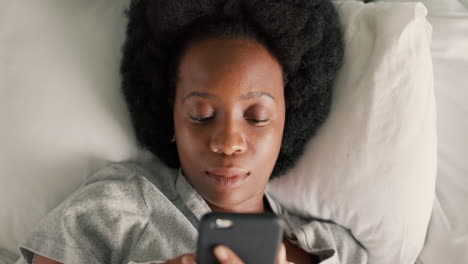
<box><xmin>177</xmin><ymin>37</ymin><xmax>284</xmax><ymax>98</ymax></box>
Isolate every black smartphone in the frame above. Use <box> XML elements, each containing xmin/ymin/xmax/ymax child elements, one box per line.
<box><xmin>196</xmin><ymin>212</ymin><xmax>284</xmax><ymax>264</ymax></box>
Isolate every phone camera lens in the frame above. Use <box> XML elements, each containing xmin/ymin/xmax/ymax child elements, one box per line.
<box><xmin>215</xmin><ymin>218</ymin><xmax>233</xmax><ymax>229</ymax></box>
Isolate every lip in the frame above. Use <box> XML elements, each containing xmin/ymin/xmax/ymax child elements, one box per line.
<box><xmin>205</xmin><ymin>168</ymin><xmax>250</xmax><ymax>188</ymax></box>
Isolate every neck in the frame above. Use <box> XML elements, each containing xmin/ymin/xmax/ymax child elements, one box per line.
<box><xmin>206</xmin><ymin>193</ymin><xmax>271</xmax><ymax>214</ymax></box>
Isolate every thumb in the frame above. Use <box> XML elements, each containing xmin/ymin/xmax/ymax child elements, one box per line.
<box><xmin>276</xmin><ymin>243</ymin><xmax>288</xmax><ymax>264</ymax></box>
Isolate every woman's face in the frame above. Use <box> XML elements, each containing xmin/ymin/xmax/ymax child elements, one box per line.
<box><xmin>173</xmin><ymin>37</ymin><xmax>285</xmax><ymax>212</ymax></box>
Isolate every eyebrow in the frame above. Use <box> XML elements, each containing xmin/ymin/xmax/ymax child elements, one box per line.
<box><xmin>183</xmin><ymin>91</ymin><xmax>276</xmax><ymax>102</ymax></box>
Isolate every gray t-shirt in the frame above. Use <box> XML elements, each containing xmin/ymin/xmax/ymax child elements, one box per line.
<box><xmin>18</xmin><ymin>160</ymin><xmax>367</xmax><ymax>264</ymax></box>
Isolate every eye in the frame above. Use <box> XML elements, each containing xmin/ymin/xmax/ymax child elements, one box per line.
<box><xmin>244</xmin><ymin>117</ymin><xmax>269</xmax><ymax>125</ymax></box>
<box><xmin>187</xmin><ymin>101</ymin><xmax>215</xmax><ymax>123</ymax></box>
<box><xmin>190</xmin><ymin>115</ymin><xmax>215</xmax><ymax>123</ymax></box>
<box><xmin>244</xmin><ymin>105</ymin><xmax>271</xmax><ymax>125</ymax></box>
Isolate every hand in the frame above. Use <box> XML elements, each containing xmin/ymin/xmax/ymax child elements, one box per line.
<box><xmin>213</xmin><ymin>243</ymin><xmax>288</xmax><ymax>264</ymax></box>
<box><xmin>162</xmin><ymin>243</ymin><xmax>288</xmax><ymax>264</ymax></box>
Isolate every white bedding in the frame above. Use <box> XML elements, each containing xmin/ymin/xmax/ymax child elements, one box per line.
<box><xmin>416</xmin><ymin>9</ymin><xmax>468</xmax><ymax>264</ymax></box>
<box><xmin>377</xmin><ymin>0</ymin><xmax>468</xmax><ymax>263</ymax></box>
<box><xmin>371</xmin><ymin>1</ymin><xmax>468</xmax><ymax>263</ymax></box>
<box><xmin>0</xmin><ymin>249</ymin><xmax>18</xmax><ymax>264</ymax></box>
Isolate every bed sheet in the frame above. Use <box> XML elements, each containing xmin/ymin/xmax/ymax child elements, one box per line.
<box><xmin>0</xmin><ymin>249</ymin><xmax>18</xmax><ymax>264</ymax></box>
<box><xmin>0</xmin><ymin>0</ymin><xmax>139</xmax><ymax>256</ymax></box>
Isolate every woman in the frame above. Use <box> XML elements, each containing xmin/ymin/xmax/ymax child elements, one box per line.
<box><xmin>19</xmin><ymin>0</ymin><xmax>367</xmax><ymax>263</ymax></box>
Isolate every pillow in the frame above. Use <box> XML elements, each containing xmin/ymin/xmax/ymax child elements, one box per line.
<box><xmin>373</xmin><ymin>1</ymin><xmax>468</xmax><ymax>263</ymax></box>
<box><xmin>375</xmin><ymin>0</ymin><xmax>468</xmax><ymax>12</ymax></box>
<box><xmin>417</xmin><ymin>10</ymin><xmax>468</xmax><ymax>264</ymax></box>
<box><xmin>267</xmin><ymin>2</ymin><xmax>437</xmax><ymax>264</ymax></box>
<box><xmin>377</xmin><ymin>1</ymin><xmax>468</xmax><ymax>263</ymax></box>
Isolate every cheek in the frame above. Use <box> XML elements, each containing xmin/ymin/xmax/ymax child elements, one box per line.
<box><xmin>175</xmin><ymin>121</ymin><xmax>209</xmax><ymax>158</ymax></box>
<box><xmin>250</xmin><ymin>126</ymin><xmax>283</xmax><ymax>161</ymax></box>
<box><xmin>174</xmin><ymin>107</ymin><xmax>199</xmax><ymax>163</ymax></box>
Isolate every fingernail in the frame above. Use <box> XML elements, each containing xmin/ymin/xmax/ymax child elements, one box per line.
<box><xmin>214</xmin><ymin>246</ymin><xmax>228</xmax><ymax>261</ymax></box>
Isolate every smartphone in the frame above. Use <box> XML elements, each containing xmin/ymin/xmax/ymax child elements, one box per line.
<box><xmin>196</xmin><ymin>212</ymin><xmax>284</xmax><ymax>264</ymax></box>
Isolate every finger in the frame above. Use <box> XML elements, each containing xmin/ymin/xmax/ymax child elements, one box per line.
<box><xmin>276</xmin><ymin>243</ymin><xmax>288</xmax><ymax>264</ymax></box>
<box><xmin>165</xmin><ymin>253</ymin><xmax>196</xmax><ymax>264</ymax></box>
<box><xmin>180</xmin><ymin>254</ymin><xmax>197</xmax><ymax>264</ymax></box>
<box><xmin>213</xmin><ymin>245</ymin><xmax>245</xmax><ymax>264</ymax></box>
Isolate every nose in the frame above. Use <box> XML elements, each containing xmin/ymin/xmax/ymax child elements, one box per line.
<box><xmin>209</xmin><ymin>120</ymin><xmax>247</xmax><ymax>156</ymax></box>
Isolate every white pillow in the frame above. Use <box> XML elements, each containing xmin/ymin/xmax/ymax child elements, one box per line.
<box><xmin>267</xmin><ymin>2</ymin><xmax>437</xmax><ymax>264</ymax></box>
<box><xmin>391</xmin><ymin>2</ymin><xmax>468</xmax><ymax>263</ymax></box>
<box><xmin>417</xmin><ymin>11</ymin><xmax>468</xmax><ymax>264</ymax></box>
<box><xmin>375</xmin><ymin>0</ymin><xmax>468</xmax><ymax>12</ymax></box>
<box><xmin>371</xmin><ymin>1</ymin><xmax>468</xmax><ymax>263</ymax></box>
<box><xmin>343</xmin><ymin>2</ymin><xmax>468</xmax><ymax>264</ymax></box>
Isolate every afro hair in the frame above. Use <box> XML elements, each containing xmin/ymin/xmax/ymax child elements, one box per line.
<box><xmin>120</xmin><ymin>0</ymin><xmax>344</xmax><ymax>179</ymax></box>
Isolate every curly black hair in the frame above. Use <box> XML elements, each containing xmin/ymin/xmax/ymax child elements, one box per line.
<box><xmin>120</xmin><ymin>0</ymin><xmax>344</xmax><ymax>179</ymax></box>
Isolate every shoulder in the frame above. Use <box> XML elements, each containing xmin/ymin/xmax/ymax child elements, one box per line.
<box><xmin>19</xmin><ymin>159</ymin><xmax>181</xmax><ymax>264</ymax></box>
<box><xmin>266</xmin><ymin>194</ymin><xmax>367</xmax><ymax>263</ymax></box>
<box><xmin>293</xmin><ymin>218</ymin><xmax>368</xmax><ymax>264</ymax></box>
<box><xmin>55</xmin><ymin>159</ymin><xmax>177</xmax><ymax>223</ymax></box>
<box><xmin>318</xmin><ymin>222</ymin><xmax>368</xmax><ymax>264</ymax></box>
